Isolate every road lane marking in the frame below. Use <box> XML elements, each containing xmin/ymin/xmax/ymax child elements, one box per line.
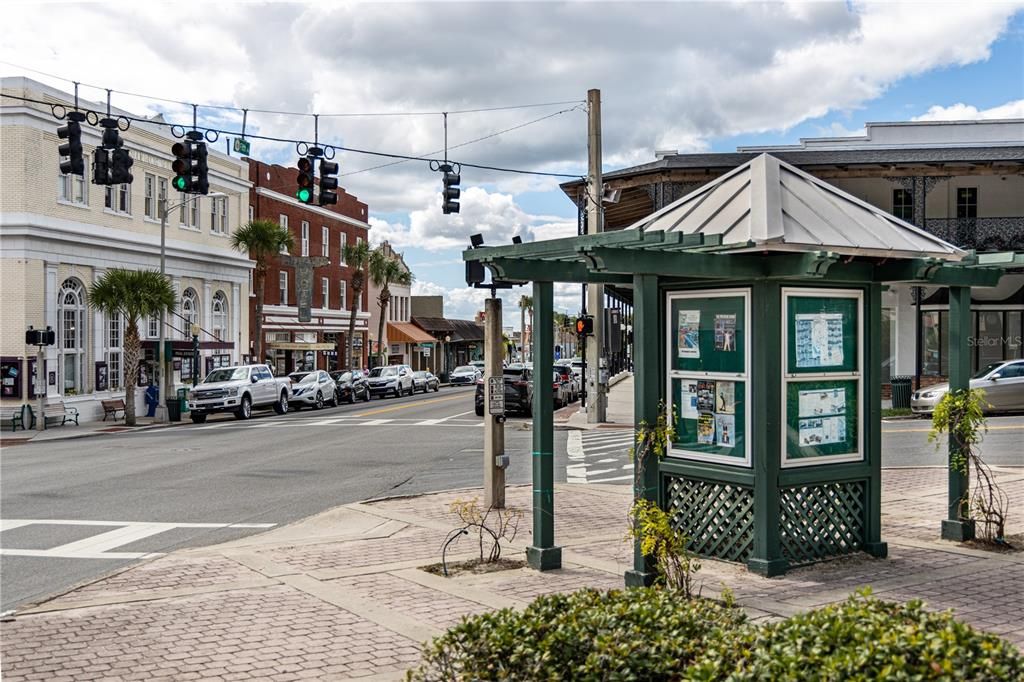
<box><xmin>358</xmin><ymin>419</ymin><xmax>393</xmax><ymax>426</ymax></box>
<box><xmin>353</xmin><ymin>393</ymin><xmax>470</xmax><ymax>417</ymax></box>
<box><xmin>882</xmin><ymin>425</ymin><xmax>1024</xmax><ymax>433</ymax></box>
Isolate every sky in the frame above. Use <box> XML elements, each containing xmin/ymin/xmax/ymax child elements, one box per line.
<box><xmin>2</xmin><ymin>1</ymin><xmax>1022</xmax><ymax>327</ymax></box>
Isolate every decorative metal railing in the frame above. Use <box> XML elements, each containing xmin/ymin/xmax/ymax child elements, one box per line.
<box><xmin>924</xmin><ymin>217</ymin><xmax>1024</xmax><ymax>252</ymax></box>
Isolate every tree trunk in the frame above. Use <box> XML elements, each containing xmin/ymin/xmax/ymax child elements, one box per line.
<box><xmin>376</xmin><ymin>285</ymin><xmax>391</xmax><ymax>364</ymax></box>
<box><xmin>254</xmin><ymin>265</ymin><xmax>266</xmax><ymax>365</ymax></box>
<box><xmin>346</xmin><ymin>281</ymin><xmax>361</xmax><ymax>369</ymax></box>
<box><xmin>520</xmin><ymin>304</ymin><xmax>525</xmax><ymax>362</ymax></box>
<box><xmin>123</xmin><ymin>323</ymin><xmax>141</xmax><ymax>426</ymax></box>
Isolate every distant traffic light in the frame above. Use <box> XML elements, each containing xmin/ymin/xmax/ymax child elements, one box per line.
<box><xmin>192</xmin><ymin>142</ymin><xmax>209</xmax><ymax>195</ymax></box>
<box><xmin>575</xmin><ymin>316</ymin><xmax>593</xmax><ymax>336</ymax></box>
<box><xmin>318</xmin><ymin>159</ymin><xmax>339</xmax><ymax>206</ymax></box>
<box><xmin>441</xmin><ymin>164</ymin><xmax>460</xmax><ymax>214</ymax></box>
<box><xmin>57</xmin><ymin>113</ymin><xmax>86</xmax><ymax>176</ymax></box>
<box><xmin>110</xmin><ymin>147</ymin><xmax>134</xmax><ymax>185</ymax></box>
<box><xmin>92</xmin><ymin>148</ymin><xmax>111</xmax><ymax>185</ymax></box>
<box><xmin>172</xmin><ymin>141</ymin><xmax>193</xmax><ymax>193</ymax></box>
<box><xmin>296</xmin><ymin>157</ymin><xmax>314</xmax><ymax>204</ymax></box>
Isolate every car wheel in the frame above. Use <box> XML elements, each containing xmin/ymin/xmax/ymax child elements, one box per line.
<box><xmin>475</xmin><ymin>405</ymin><xmax>485</xmax><ymax>417</ymax></box>
<box><xmin>524</xmin><ymin>401</ymin><xmax>533</xmax><ymax>418</ymax></box>
<box><xmin>314</xmin><ymin>391</ymin><xmax>324</xmax><ymax>410</ymax></box>
<box><xmin>348</xmin><ymin>389</ymin><xmax>356</xmax><ymax>404</ymax></box>
<box><xmin>190</xmin><ymin>413</ymin><xmax>207</xmax><ymax>424</ymax></box>
<box><xmin>234</xmin><ymin>395</ymin><xmax>252</xmax><ymax>420</ymax></box>
<box><xmin>331</xmin><ymin>391</ymin><xmax>340</xmax><ymax>407</ymax></box>
<box><xmin>273</xmin><ymin>392</ymin><xmax>288</xmax><ymax>415</ymax></box>
<box><xmin>363</xmin><ymin>388</ymin><xmax>371</xmax><ymax>401</ymax></box>
<box><xmin>434</xmin><ymin>383</ymin><xmax>439</xmax><ymax>392</ymax></box>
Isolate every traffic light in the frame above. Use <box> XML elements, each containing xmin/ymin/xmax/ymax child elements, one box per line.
<box><xmin>575</xmin><ymin>316</ymin><xmax>593</xmax><ymax>336</ymax></box>
<box><xmin>57</xmin><ymin>115</ymin><xmax>85</xmax><ymax>176</ymax></box>
<box><xmin>296</xmin><ymin>156</ymin><xmax>314</xmax><ymax>204</ymax></box>
<box><xmin>110</xmin><ymin>147</ymin><xmax>134</xmax><ymax>185</ymax></box>
<box><xmin>192</xmin><ymin>142</ymin><xmax>209</xmax><ymax>195</ymax></box>
<box><xmin>441</xmin><ymin>164</ymin><xmax>460</xmax><ymax>214</ymax></box>
<box><xmin>92</xmin><ymin>148</ymin><xmax>111</xmax><ymax>185</ymax></box>
<box><xmin>172</xmin><ymin>141</ymin><xmax>193</xmax><ymax>193</ymax></box>
<box><xmin>318</xmin><ymin>160</ymin><xmax>339</xmax><ymax>206</ymax></box>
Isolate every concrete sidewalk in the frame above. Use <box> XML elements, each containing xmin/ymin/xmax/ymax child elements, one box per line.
<box><xmin>560</xmin><ymin>372</ymin><xmax>635</xmax><ymax>430</ymax></box>
<box><xmin>2</xmin><ymin>466</ymin><xmax>1021</xmax><ymax>681</ymax></box>
<box><xmin>1</xmin><ymin>415</ymin><xmax>181</xmax><ymax>445</ymax></box>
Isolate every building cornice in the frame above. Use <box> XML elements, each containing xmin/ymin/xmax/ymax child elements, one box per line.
<box><xmin>254</xmin><ymin>187</ymin><xmax>370</xmax><ymax>229</ymax></box>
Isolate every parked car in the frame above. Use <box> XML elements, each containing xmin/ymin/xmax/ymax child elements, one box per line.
<box><xmin>366</xmin><ymin>364</ymin><xmax>415</xmax><ymax>398</ymax></box>
<box><xmin>412</xmin><ymin>370</ymin><xmax>440</xmax><ymax>393</ymax></box>
<box><xmin>475</xmin><ymin>364</ymin><xmax>533</xmax><ymax>417</ymax></box>
<box><xmin>330</xmin><ymin>369</ymin><xmax>370</xmax><ymax>403</ymax></box>
<box><xmin>450</xmin><ymin>365</ymin><xmax>481</xmax><ymax>386</ymax></box>
<box><xmin>911</xmin><ymin>359</ymin><xmax>1024</xmax><ymax>415</ymax></box>
<box><xmin>187</xmin><ymin>364</ymin><xmax>291</xmax><ymax>423</ymax></box>
<box><xmin>552</xmin><ymin>370</ymin><xmax>573</xmax><ymax>408</ymax></box>
<box><xmin>288</xmin><ymin>370</ymin><xmax>338</xmax><ymax>410</ymax></box>
<box><xmin>555</xmin><ymin>364</ymin><xmax>579</xmax><ymax>402</ymax></box>
<box><xmin>470</xmin><ymin>360</ymin><xmax>486</xmax><ymax>372</ymax></box>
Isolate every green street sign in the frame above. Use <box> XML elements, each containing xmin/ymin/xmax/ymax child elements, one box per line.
<box><xmin>233</xmin><ymin>138</ymin><xmax>251</xmax><ymax>155</ymax></box>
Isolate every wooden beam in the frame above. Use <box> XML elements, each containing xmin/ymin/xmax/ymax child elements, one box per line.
<box><xmin>484</xmin><ymin>258</ymin><xmax>631</xmax><ymax>284</ymax></box>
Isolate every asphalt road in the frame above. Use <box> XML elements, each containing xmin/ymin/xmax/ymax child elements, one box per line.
<box><xmin>0</xmin><ymin>386</ymin><xmax>566</xmax><ymax>613</ymax></box>
<box><xmin>880</xmin><ymin>414</ymin><xmax>1024</xmax><ymax>467</ymax></box>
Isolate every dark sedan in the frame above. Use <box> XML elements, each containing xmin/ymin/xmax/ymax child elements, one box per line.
<box><xmin>412</xmin><ymin>371</ymin><xmax>440</xmax><ymax>393</ymax></box>
<box><xmin>329</xmin><ymin>369</ymin><xmax>370</xmax><ymax>403</ymax></box>
<box><xmin>475</xmin><ymin>364</ymin><xmax>533</xmax><ymax>416</ymax></box>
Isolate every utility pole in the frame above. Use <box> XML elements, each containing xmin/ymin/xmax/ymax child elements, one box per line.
<box><xmin>483</xmin><ymin>295</ymin><xmax>506</xmax><ymax>508</ymax></box>
<box><xmin>585</xmin><ymin>88</ymin><xmax>607</xmax><ymax>423</ymax></box>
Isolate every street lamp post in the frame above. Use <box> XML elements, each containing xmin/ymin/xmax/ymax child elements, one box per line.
<box><xmin>154</xmin><ymin>193</ymin><xmax>227</xmax><ymax>422</ymax></box>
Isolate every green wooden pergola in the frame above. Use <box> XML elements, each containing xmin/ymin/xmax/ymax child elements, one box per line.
<box><xmin>465</xmin><ymin>154</ymin><xmax>1012</xmax><ymax>578</ymax></box>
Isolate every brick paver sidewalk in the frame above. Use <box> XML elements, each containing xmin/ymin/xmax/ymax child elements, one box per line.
<box><xmin>2</xmin><ymin>467</ymin><xmax>1022</xmax><ymax>681</ymax></box>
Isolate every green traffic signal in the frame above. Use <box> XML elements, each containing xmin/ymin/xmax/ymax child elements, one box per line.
<box><xmin>296</xmin><ymin>187</ymin><xmax>312</xmax><ymax>203</ymax></box>
<box><xmin>174</xmin><ymin>176</ymin><xmax>187</xmax><ymax>191</ymax></box>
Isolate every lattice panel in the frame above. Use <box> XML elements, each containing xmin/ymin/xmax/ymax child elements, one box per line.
<box><xmin>665</xmin><ymin>476</ymin><xmax>754</xmax><ymax>563</ymax></box>
<box><xmin>780</xmin><ymin>481</ymin><xmax>865</xmax><ymax>564</ymax></box>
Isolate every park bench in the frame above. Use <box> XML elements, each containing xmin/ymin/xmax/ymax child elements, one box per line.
<box><xmin>43</xmin><ymin>401</ymin><xmax>79</xmax><ymax>427</ymax></box>
<box><xmin>101</xmin><ymin>398</ymin><xmax>126</xmax><ymax>421</ymax></box>
<box><xmin>1</xmin><ymin>404</ymin><xmax>34</xmax><ymax>431</ymax></box>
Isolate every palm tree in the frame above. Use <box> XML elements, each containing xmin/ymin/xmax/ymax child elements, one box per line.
<box><xmin>231</xmin><ymin>219</ymin><xmax>294</xmax><ymax>364</ymax></box>
<box><xmin>89</xmin><ymin>269</ymin><xmax>176</xmax><ymax>426</ymax></box>
<box><xmin>341</xmin><ymin>238</ymin><xmax>373</xmax><ymax>369</ymax></box>
<box><xmin>370</xmin><ymin>249</ymin><xmax>414</xmax><ymax>365</ymax></box>
<box><xmin>519</xmin><ymin>295</ymin><xmax>533</xmax><ymax>362</ymax></box>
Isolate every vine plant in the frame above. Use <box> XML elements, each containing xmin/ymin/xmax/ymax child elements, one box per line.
<box><xmin>448</xmin><ymin>497</ymin><xmax>523</xmax><ymax>564</ymax></box>
<box><xmin>626</xmin><ymin>402</ymin><xmax>702</xmax><ymax>597</ymax></box>
<box><xmin>928</xmin><ymin>388</ymin><xmax>1009</xmax><ymax>544</ymax></box>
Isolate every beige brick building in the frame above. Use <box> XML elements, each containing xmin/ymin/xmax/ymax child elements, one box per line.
<box><xmin>1</xmin><ymin>77</ymin><xmax>252</xmax><ymax>422</ymax></box>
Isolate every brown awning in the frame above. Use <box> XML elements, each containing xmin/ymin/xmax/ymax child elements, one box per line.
<box><xmin>387</xmin><ymin>322</ymin><xmax>435</xmax><ymax>344</ymax></box>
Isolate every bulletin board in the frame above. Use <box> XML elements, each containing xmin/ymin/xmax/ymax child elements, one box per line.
<box><xmin>667</xmin><ymin>289</ymin><xmax>751</xmax><ymax>466</ymax></box>
<box><xmin>1</xmin><ymin>358</ymin><xmax>22</xmax><ymax>399</ymax></box>
<box><xmin>785</xmin><ymin>295</ymin><xmax>859</xmax><ymax>375</ymax></box>
<box><xmin>784</xmin><ymin>379</ymin><xmax>859</xmax><ymax>461</ymax></box>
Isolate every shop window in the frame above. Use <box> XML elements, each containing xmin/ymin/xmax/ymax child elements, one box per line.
<box><xmin>957</xmin><ymin>188</ymin><xmax>977</xmax><ymax>219</ymax></box>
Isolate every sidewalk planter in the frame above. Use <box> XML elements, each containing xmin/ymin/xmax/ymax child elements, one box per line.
<box><xmin>465</xmin><ymin>154</ymin><xmax>1014</xmax><ymax>578</ymax></box>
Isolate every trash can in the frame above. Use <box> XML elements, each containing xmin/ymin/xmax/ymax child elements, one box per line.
<box><xmin>177</xmin><ymin>387</ymin><xmax>190</xmax><ymax>414</ymax></box>
<box><xmin>166</xmin><ymin>397</ymin><xmax>181</xmax><ymax>422</ymax></box>
<box><xmin>890</xmin><ymin>376</ymin><xmax>913</xmax><ymax>409</ymax></box>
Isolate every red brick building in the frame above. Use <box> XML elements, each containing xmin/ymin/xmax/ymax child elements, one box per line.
<box><xmin>246</xmin><ymin>159</ymin><xmax>371</xmax><ymax>374</ymax></box>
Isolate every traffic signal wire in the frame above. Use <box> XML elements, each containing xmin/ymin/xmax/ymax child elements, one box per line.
<box><xmin>2</xmin><ymin>91</ymin><xmax>584</xmax><ymax>181</ymax></box>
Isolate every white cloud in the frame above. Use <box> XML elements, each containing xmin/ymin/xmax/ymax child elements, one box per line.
<box><xmin>912</xmin><ymin>99</ymin><xmax>1024</xmax><ymax>121</ymax></box>
<box><xmin>412</xmin><ymin>279</ymin><xmax>583</xmax><ymax>328</ymax></box>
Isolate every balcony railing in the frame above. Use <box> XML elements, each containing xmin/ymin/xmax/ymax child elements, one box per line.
<box><xmin>924</xmin><ymin>217</ymin><xmax>1024</xmax><ymax>252</ymax></box>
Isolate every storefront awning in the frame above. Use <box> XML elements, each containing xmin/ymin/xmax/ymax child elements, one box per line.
<box><xmin>387</xmin><ymin>322</ymin><xmax>435</xmax><ymax>344</ymax></box>
<box><xmin>268</xmin><ymin>342</ymin><xmax>336</xmax><ymax>351</ymax></box>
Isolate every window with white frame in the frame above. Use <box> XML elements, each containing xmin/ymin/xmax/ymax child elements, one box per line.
<box><xmin>279</xmin><ymin>214</ymin><xmax>289</xmax><ymax>253</ymax></box>
<box><xmin>321</xmin><ymin>277</ymin><xmax>329</xmax><ymax>309</ymax></box>
<box><xmin>279</xmin><ymin>271</ymin><xmax>288</xmax><ymax>305</ymax></box>
<box><xmin>301</xmin><ymin>221</ymin><xmax>310</xmax><ymax>256</ymax></box>
<box><xmin>211</xmin><ymin>291</ymin><xmax>228</xmax><ymax>341</ymax></box>
<box><xmin>148</xmin><ymin>316</ymin><xmax>159</xmax><ymax>338</ymax></box>
<box><xmin>339</xmin><ymin>232</ymin><xmax>347</xmax><ymax>265</ymax></box>
<box><xmin>220</xmin><ymin>197</ymin><xmax>228</xmax><ymax>233</ymax></box>
<box><xmin>210</xmin><ymin>196</ymin><xmax>219</xmax><ymax>232</ymax></box>
<box><xmin>107</xmin><ymin>313</ymin><xmax>123</xmax><ymax>391</ymax></box>
<box><xmin>190</xmin><ymin>196</ymin><xmax>199</xmax><ymax>228</ymax></box>
<box><xmin>58</xmin><ymin>172</ymin><xmax>87</xmax><ymax>205</ymax></box>
<box><xmin>181</xmin><ymin>288</ymin><xmax>199</xmax><ymax>339</ymax></box>
<box><xmin>158</xmin><ymin>177</ymin><xmax>168</xmax><ymax>217</ymax></box>
<box><xmin>339</xmin><ymin>279</ymin><xmax>347</xmax><ymax>310</ymax></box>
<box><xmin>105</xmin><ymin>183</ymin><xmax>131</xmax><ymax>214</ymax></box>
<box><xmin>58</xmin><ymin>278</ymin><xmax>87</xmax><ymax>395</ymax></box>
<box><xmin>322</xmin><ymin>226</ymin><xmax>329</xmax><ymax>257</ymax></box>
<box><xmin>179</xmin><ymin>193</ymin><xmax>189</xmax><ymax>226</ymax></box>
<box><xmin>145</xmin><ymin>173</ymin><xmax>156</xmax><ymax>219</ymax></box>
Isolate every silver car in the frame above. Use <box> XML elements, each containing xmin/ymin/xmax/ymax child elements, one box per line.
<box><xmin>911</xmin><ymin>359</ymin><xmax>1024</xmax><ymax>415</ymax></box>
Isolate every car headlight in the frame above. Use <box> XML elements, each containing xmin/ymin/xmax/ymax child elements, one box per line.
<box><xmin>294</xmin><ymin>387</ymin><xmax>307</xmax><ymax>395</ymax></box>
<box><xmin>386</xmin><ymin>380</ymin><xmax>397</xmax><ymax>385</ymax></box>
<box><xmin>188</xmin><ymin>390</ymin><xmax>197</xmax><ymax>400</ymax></box>
<box><xmin>226</xmin><ymin>387</ymin><xmax>238</xmax><ymax>397</ymax></box>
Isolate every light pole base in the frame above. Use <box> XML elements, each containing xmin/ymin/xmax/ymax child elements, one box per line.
<box><xmin>154</xmin><ymin>406</ymin><xmax>168</xmax><ymax>423</ymax></box>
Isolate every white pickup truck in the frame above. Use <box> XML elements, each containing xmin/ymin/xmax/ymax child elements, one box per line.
<box><xmin>187</xmin><ymin>364</ymin><xmax>292</xmax><ymax>423</ymax></box>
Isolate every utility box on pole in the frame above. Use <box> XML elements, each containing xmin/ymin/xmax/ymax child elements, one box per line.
<box><xmin>483</xmin><ymin>296</ymin><xmax>506</xmax><ymax>508</ymax></box>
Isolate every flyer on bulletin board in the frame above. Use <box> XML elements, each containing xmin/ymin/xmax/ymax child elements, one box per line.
<box><xmin>697</xmin><ymin>414</ymin><xmax>716</xmax><ymax>444</ymax></box>
<box><xmin>680</xmin><ymin>382</ymin><xmax>699</xmax><ymax>419</ymax></box>
<box><xmin>696</xmin><ymin>380</ymin><xmax>716</xmax><ymax>412</ymax></box>
<box><xmin>715</xmin><ymin>414</ymin><xmax>735</xmax><ymax>448</ymax></box>
<box><xmin>798</xmin><ymin>416</ymin><xmax>847</xmax><ymax>446</ymax></box>
<box><xmin>715</xmin><ymin>381</ymin><xmax>735</xmax><ymax>414</ymax></box>
<box><xmin>795</xmin><ymin>313</ymin><xmax>844</xmax><ymax>368</ymax></box>
<box><xmin>714</xmin><ymin>314</ymin><xmax>737</xmax><ymax>352</ymax></box>
<box><xmin>678</xmin><ymin>310</ymin><xmax>701</xmax><ymax>358</ymax></box>
<box><xmin>798</xmin><ymin>387</ymin><xmax>846</xmax><ymax>417</ymax></box>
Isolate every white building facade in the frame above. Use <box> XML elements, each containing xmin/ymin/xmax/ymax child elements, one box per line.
<box><xmin>0</xmin><ymin>77</ymin><xmax>252</xmax><ymax>422</ymax></box>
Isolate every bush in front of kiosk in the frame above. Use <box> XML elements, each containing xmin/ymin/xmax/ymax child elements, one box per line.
<box><xmin>407</xmin><ymin>588</ymin><xmax>1023</xmax><ymax>681</ymax></box>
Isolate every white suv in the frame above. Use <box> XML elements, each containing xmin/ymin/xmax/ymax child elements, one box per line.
<box><xmin>366</xmin><ymin>364</ymin><xmax>414</xmax><ymax>398</ymax></box>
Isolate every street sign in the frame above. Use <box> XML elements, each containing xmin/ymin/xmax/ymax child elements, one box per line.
<box><xmin>487</xmin><ymin>376</ymin><xmax>505</xmax><ymax>415</ymax></box>
<box><xmin>232</xmin><ymin>138</ymin><xmax>251</xmax><ymax>155</ymax></box>
<box><xmin>422</xmin><ymin>346</ymin><xmax>431</xmax><ymax>357</ymax></box>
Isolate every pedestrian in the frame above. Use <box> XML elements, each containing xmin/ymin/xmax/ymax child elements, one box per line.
<box><xmin>145</xmin><ymin>382</ymin><xmax>159</xmax><ymax>418</ymax></box>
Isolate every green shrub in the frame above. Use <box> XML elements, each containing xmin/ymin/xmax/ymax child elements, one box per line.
<box><xmin>406</xmin><ymin>587</ymin><xmax>746</xmax><ymax>681</ymax></box>
<box><xmin>689</xmin><ymin>590</ymin><xmax>1023</xmax><ymax>681</ymax></box>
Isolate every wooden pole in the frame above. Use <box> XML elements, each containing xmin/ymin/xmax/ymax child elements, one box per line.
<box><xmin>483</xmin><ymin>296</ymin><xmax>505</xmax><ymax>508</ymax></box>
<box><xmin>585</xmin><ymin>88</ymin><xmax>606</xmax><ymax>423</ymax></box>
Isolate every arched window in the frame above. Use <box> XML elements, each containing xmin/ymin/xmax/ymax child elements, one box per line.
<box><xmin>58</xmin><ymin>278</ymin><xmax>86</xmax><ymax>395</ymax></box>
<box><xmin>211</xmin><ymin>291</ymin><xmax>228</xmax><ymax>341</ymax></box>
<box><xmin>181</xmin><ymin>288</ymin><xmax>199</xmax><ymax>338</ymax></box>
